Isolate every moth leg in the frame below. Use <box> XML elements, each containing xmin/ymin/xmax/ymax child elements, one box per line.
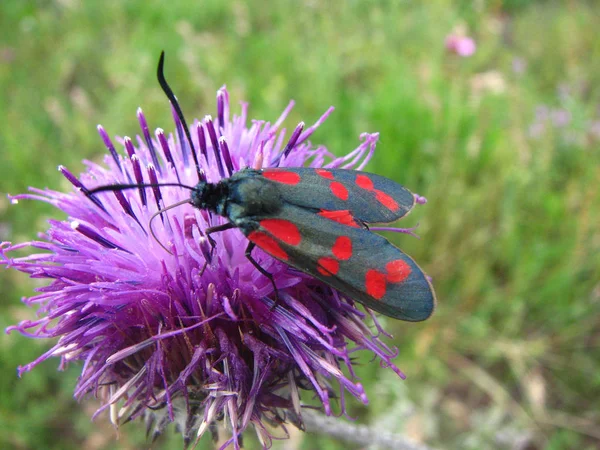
<box><xmin>245</xmin><ymin>241</ymin><xmax>280</xmax><ymax>306</ymax></box>
<box><xmin>200</xmin><ymin>222</ymin><xmax>236</xmax><ymax>275</ymax></box>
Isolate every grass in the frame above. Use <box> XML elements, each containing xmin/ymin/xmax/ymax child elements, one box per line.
<box><xmin>1</xmin><ymin>1</ymin><xmax>599</xmax><ymax>449</ymax></box>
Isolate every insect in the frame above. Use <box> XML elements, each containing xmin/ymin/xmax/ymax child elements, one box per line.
<box><xmin>90</xmin><ymin>52</ymin><xmax>436</xmax><ymax>322</ymax></box>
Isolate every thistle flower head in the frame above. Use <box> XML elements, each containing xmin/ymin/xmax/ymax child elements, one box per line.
<box><xmin>3</xmin><ymin>82</ymin><xmax>419</xmax><ymax>448</ymax></box>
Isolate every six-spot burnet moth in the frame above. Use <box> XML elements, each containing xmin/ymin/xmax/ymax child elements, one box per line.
<box><xmin>89</xmin><ymin>52</ymin><xmax>436</xmax><ymax>322</ymax></box>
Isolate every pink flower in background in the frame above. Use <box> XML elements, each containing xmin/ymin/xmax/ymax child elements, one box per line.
<box><xmin>445</xmin><ymin>34</ymin><xmax>476</xmax><ymax>57</ymax></box>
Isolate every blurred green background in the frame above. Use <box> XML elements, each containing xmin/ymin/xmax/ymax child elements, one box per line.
<box><xmin>1</xmin><ymin>1</ymin><xmax>599</xmax><ymax>449</ymax></box>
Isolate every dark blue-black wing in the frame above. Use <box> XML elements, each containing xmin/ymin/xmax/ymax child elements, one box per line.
<box><xmin>242</xmin><ymin>203</ymin><xmax>435</xmax><ymax>321</ymax></box>
<box><xmin>258</xmin><ymin>168</ymin><xmax>416</xmax><ymax>224</ymax></box>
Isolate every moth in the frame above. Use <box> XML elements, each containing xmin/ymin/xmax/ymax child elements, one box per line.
<box><xmin>91</xmin><ymin>52</ymin><xmax>436</xmax><ymax>322</ymax></box>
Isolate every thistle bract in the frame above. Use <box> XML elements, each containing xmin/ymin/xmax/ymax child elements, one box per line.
<box><xmin>3</xmin><ymin>86</ymin><xmax>415</xmax><ymax>449</ymax></box>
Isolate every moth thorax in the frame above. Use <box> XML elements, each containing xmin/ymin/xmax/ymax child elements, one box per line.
<box><xmin>235</xmin><ymin>178</ymin><xmax>282</xmax><ymax>216</ymax></box>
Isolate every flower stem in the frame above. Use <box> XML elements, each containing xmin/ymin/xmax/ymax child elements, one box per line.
<box><xmin>303</xmin><ymin>410</ymin><xmax>436</xmax><ymax>450</ymax></box>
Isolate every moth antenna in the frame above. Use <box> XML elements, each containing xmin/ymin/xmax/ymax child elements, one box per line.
<box><xmin>157</xmin><ymin>51</ymin><xmax>203</xmax><ymax>181</ymax></box>
<box><xmin>88</xmin><ymin>182</ymin><xmax>196</xmax><ymax>195</ymax></box>
<box><xmin>149</xmin><ymin>198</ymin><xmax>193</xmax><ymax>255</ymax></box>
<box><xmin>87</xmin><ymin>182</ymin><xmax>197</xmax><ymax>254</ymax></box>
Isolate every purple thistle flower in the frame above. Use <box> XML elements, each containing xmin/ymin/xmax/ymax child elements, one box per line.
<box><xmin>550</xmin><ymin>108</ymin><xmax>571</xmax><ymax>128</ymax></box>
<box><xmin>3</xmin><ymin>84</ymin><xmax>422</xmax><ymax>449</ymax></box>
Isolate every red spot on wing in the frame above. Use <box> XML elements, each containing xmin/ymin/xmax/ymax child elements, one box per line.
<box><xmin>318</xmin><ymin>210</ymin><xmax>359</xmax><ymax>228</ymax></box>
<box><xmin>356</xmin><ymin>173</ymin><xmax>400</xmax><ymax>212</ymax></box>
<box><xmin>356</xmin><ymin>174</ymin><xmax>374</xmax><ymax>191</ymax></box>
<box><xmin>317</xmin><ymin>257</ymin><xmax>339</xmax><ymax>276</ymax></box>
<box><xmin>330</xmin><ymin>181</ymin><xmax>349</xmax><ymax>200</ymax></box>
<box><xmin>316</xmin><ymin>169</ymin><xmax>335</xmax><ymax>179</ymax></box>
<box><xmin>260</xmin><ymin>219</ymin><xmax>301</xmax><ymax>246</ymax></box>
<box><xmin>332</xmin><ymin>236</ymin><xmax>352</xmax><ymax>260</ymax></box>
<box><xmin>364</xmin><ymin>260</ymin><xmax>410</xmax><ymax>301</ymax></box>
<box><xmin>375</xmin><ymin>190</ymin><xmax>399</xmax><ymax>211</ymax></box>
<box><xmin>262</xmin><ymin>169</ymin><xmax>301</xmax><ymax>185</ymax></box>
<box><xmin>247</xmin><ymin>231</ymin><xmax>288</xmax><ymax>260</ymax></box>
<box><xmin>365</xmin><ymin>269</ymin><xmax>386</xmax><ymax>300</ymax></box>
<box><xmin>386</xmin><ymin>259</ymin><xmax>411</xmax><ymax>283</ymax></box>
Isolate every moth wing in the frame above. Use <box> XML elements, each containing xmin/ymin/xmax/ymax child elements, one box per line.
<box><xmin>259</xmin><ymin>168</ymin><xmax>416</xmax><ymax>224</ymax></box>
<box><xmin>243</xmin><ymin>203</ymin><xmax>435</xmax><ymax>321</ymax></box>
